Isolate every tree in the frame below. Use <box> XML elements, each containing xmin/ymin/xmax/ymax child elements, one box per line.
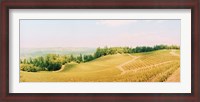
<box><xmin>94</xmin><ymin>47</ymin><xmax>102</xmax><ymax>58</ymax></box>
<box><xmin>76</xmin><ymin>54</ymin><xmax>83</xmax><ymax>63</ymax></box>
<box><xmin>20</xmin><ymin>59</ymin><xmax>23</xmax><ymax>64</ymax></box>
<box><xmin>23</xmin><ymin>59</ymin><xmax>27</xmax><ymax>64</ymax></box>
<box><xmin>69</xmin><ymin>54</ymin><xmax>75</xmax><ymax>62</ymax></box>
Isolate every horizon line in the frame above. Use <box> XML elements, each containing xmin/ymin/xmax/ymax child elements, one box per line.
<box><xmin>20</xmin><ymin>44</ymin><xmax>180</xmax><ymax>49</ymax></box>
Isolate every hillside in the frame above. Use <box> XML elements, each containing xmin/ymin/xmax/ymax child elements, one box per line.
<box><xmin>20</xmin><ymin>49</ymin><xmax>180</xmax><ymax>82</ymax></box>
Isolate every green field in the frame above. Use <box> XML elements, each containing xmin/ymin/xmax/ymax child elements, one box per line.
<box><xmin>20</xmin><ymin>49</ymin><xmax>180</xmax><ymax>82</ymax></box>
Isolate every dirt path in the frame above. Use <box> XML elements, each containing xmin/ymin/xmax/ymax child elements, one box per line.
<box><xmin>166</xmin><ymin>68</ymin><xmax>180</xmax><ymax>82</ymax></box>
<box><xmin>116</xmin><ymin>54</ymin><xmax>140</xmax><ymax>75</ymax></box>
<box><xmin>170</xmin><ymin>50</ymin><xmax>179</xmax><ymax>56</ymax></box>
<box><xmin>53</xmin><ymin>65</ymin><xmax>65</xmax><ymax>72</ymax></box>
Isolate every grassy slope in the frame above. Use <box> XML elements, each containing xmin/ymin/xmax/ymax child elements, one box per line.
<box><xmin>20</xmin><ymin>54</ymin><xmax>132</xmax><ymax>82</ymax></box>
<box><xmin>166</xmin><ymin>50</ymin><xmax>180</xmax><ymax>82</ymax></box>
<box><xmin>20</xmin><ymin>50</ymin><xmax>180</xmax><ymax>82</ymax></box>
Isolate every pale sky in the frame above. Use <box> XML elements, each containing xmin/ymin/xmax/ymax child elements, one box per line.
<box><xmin>20</xmin><ymin>20</ymin><xmax>180</xmax><ymax>48</ymax></box>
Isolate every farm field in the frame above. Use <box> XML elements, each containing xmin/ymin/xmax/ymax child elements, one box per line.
<box><xmin>20</xmin><ymin>49</ymin><xmax>180</xmax><ymax>82</ymax></box>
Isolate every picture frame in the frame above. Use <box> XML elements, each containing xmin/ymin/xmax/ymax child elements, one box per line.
<box><xmin>0</xmin><ymin>0</ymin><xmax>199</xmax><ymax>101</ymax></box>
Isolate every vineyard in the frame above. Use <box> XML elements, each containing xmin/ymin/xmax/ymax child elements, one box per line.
<box><xmin>20</xmin><ymin>49</ymin><xmax>180</xmax><ymax>82</ymax></box>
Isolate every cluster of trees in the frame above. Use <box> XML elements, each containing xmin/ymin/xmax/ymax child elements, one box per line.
<box><xmin>20</xmin><ymin>53</ymin><xmax>96</xmax><ymax>72</ymax></box>
<box><xmin>94</xmin><ymin>45</ymin><xmax>179</xmax><ymax>58</ymax></box>
<box><xmin>20</xmin><ymin>45</ymin><xmax>179</xmax><ymax>72</ymax></box>
<box><xmin>20</xmin><ymin>64</ymin><xmax>41</xmax><ymax>72</ymax></box>
<box><xmin>20</xmin><ymin>54</ymin><xmax>82</xmax><ymax>72</ymax></box>
<box><xmin>134</xmin><ymin>45</ymin><xmax>179</xmax><ymax>53</ymax></box>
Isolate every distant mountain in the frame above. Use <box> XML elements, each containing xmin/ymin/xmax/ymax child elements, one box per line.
<box><xmin>20</xmin><ymin>47</ymin><xmax>96</xmax><ymax>59</ymax></box>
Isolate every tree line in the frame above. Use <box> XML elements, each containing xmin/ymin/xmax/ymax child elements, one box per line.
<box><xmin>93</xmin><ymin>45</ymin><xmax>179</xmax><ymax>58</ymax></box>
<box><xmin>20</xmin><ymin>45</ymin><xmax>179</xmax><ymax>72</ymax></box>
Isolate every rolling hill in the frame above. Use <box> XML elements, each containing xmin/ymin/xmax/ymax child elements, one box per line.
<box><xmin>20</xmin><ymin>49</ymin><xmax>180</xmax><ymax>82</ymax></box>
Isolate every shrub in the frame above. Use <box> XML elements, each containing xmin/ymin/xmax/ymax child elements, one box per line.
<box><xmin>20</xmin><ymin>64</ymin><xmax>42</xmax><ymax>72</ymax></box>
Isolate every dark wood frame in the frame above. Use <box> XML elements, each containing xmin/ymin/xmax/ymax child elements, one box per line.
<box><xmin>0</xmin><ymin>0</ymin><xmax>199</xmax><ymax>102</ymax></box>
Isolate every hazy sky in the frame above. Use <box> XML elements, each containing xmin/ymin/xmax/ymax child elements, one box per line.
<box><xmin>20</xmin><ymin>20</ymin><xmax>180</xmax><ymax>48</ymax></box>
